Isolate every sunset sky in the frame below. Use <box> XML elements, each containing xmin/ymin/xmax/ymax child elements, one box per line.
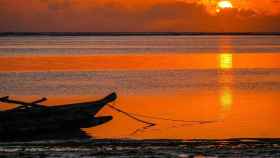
<box><xmin>0</xmin><ymin>0</ymin><xmax>280</xmax><ymax>32</ymax></box>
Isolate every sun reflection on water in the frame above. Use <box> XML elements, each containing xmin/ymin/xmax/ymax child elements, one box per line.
<box><xmin>219</xmin><ymin>53</ymin><xmax>233</xmax><ymax>119</ymax></box>
<box><xmin>220</xmin><ymin>87</ymin><xmax>232</xmax><ymax>111</ymax></box>
<box><xmin>220</xmin><ymin>53</ymin><xmax>233</xmax><ymax>69</ymax></box>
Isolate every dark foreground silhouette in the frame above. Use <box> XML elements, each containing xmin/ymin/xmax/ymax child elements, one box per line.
<box><xmin>1</xmin><ymin>139</ymin><xmax>280</xmax><ymax>157</ymax></box>
<box><xmin>0</xmin><ymin>93</ymin><xmax>117</xmax><ymax>142</ymax></box>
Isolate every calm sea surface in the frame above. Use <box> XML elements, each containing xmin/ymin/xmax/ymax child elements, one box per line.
<box><xmin>0</xmin><ymin>35</ymin><xmax>280</xmax><ymax>140</ymax></box>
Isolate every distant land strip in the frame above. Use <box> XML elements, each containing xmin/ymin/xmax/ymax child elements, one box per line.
<box><xmin>1</xmin><ymin>32</ymin><xmax>280</xmax><ymax>36</ymax></box>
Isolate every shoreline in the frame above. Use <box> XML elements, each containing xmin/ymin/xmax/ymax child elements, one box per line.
<box><xmin>1</xmin><ymin>138</ymin><xmax>280</xmax><ymax>157</ymax></box>
<box><xmin>1</xmin><ymin>138</ymin><xmax>280</xmax><ymax>145</ymax></box>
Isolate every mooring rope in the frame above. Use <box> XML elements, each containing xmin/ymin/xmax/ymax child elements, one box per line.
<box><xmin>108</xmin><ymin>102</ymin><xmax>219</xmax><ymax>135</ymax></box>
<box><xmin>108</xmin><ymin>103</ymin><xmax>156</xmax><ymax>126</ymax></box>
<box><xmin>127</xmin><ymin>113</ymin><xmax>216</xmax><ymax>124</ymax></box>
<box><xmin>108</xmin><ymin>102</ymin><xmax>217</xmax><ymax>125</ymax></box>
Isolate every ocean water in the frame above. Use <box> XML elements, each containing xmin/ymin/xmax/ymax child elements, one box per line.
<box><xmin>1</xmin><ymin>35</ymin><xmax>280</xmax><ymax>157</ymax></box>
<box><xmin>0</xmin><ymin>35</ymin><xmax>280</xmax><ymax>141</ymax></box>
<box><xmin>0</xmin><ymin>35</ymin><xmax>280</xmax><ymax>56</ymax></box>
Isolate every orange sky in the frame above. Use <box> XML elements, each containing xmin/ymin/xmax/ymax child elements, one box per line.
<box><xmin>199</xmin><ymin>0</ymin><xmax>280</xmax><ymax>14</ymax></box>
<box><xmin>0</xmin><ymin>0</ymin><xmax>280</xmax><ymax>32</ymax></box>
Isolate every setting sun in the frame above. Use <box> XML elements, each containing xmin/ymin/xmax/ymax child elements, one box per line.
<box><xmin>217</xmin><ymin>1</ymin><xmax>233</xmax><ymax>9</ymax></box>
<box><xmin>216</xmin><ymin>0</ymin><xmax>233</xmax><ymax>12</ymax></box>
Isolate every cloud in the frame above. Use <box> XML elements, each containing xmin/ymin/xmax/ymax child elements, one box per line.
<box><xmin>0</xmin><ymin>0</ymin><xmax>279</xmax><ymax>32</ymax></box>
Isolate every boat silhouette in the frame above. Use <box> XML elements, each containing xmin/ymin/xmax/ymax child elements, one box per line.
<box><xmin>0</xmin><ymin>93</ymin><xmax>117</xmax><ymax>141</ymax></box>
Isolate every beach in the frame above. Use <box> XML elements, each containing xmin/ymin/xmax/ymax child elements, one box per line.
<box><xmin>1</xmin><ymin>139</ymin><xmax>280</xmax><ymax>157</ymax></box>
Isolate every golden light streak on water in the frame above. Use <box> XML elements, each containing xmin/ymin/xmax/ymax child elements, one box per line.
<box><xmin>220</xmin><ymin>87</ymin><xmax>232</xmax><ymax>111</ymax></box>
<box><xmin>219</xmin><ymin>53</ymin><xmax>233</xmax><ymax>119</ymax></box>
<box><xmin>220</xmin><ymin>53</ymin><xmax>233</xmax><ymax>69</ymax></box>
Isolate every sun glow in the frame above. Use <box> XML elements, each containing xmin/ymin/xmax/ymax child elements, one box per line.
<box><xmin>220</xmin><ymin>53</ymin><xmax>233</xmax><ymax>70</ymax></box>
<box><xmin>218</xmin><ymin>1</ymin><xmax>233</xmax><ymax>9</ymax></box>
<box><xmin>216</xmin><ymin>0</ymin><xmax>233</xmax><ymax>13</ymax></box>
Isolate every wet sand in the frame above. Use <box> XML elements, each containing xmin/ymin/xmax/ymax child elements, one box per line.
<box><xmin>1</xmin><ymin>139</ymin><xmax>280</xmax><ymax>157</ymax></box>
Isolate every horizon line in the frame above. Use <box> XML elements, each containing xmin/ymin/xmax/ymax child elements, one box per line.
<box><xmin>1</xmin><ymin>32</ymin><xmax>280</xmax><ymax>36</ymax></box>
